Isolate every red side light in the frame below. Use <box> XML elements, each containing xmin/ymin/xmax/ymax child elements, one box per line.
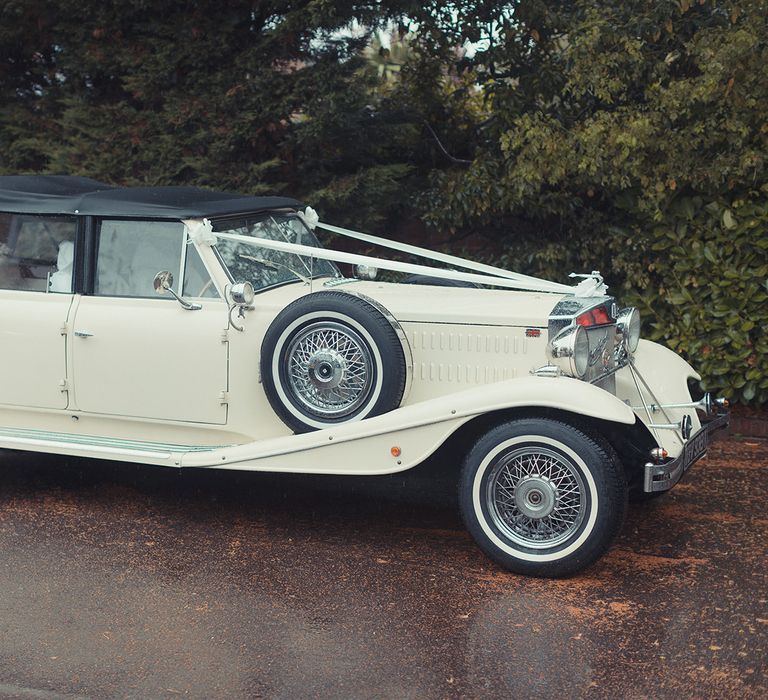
<box><xmin>592</xmin><ymin>306</ymin><xmax>610</xmax><ymax>325</ymax></box>
<box><xmin>525</xmin><ymin>328</ymin><xmax>541</xmax><ymax>338</ymax></box>
<box><xmin>576</xmin><ymin>305</ymin><xmax>611</xmax><ymax>327</ymax></box>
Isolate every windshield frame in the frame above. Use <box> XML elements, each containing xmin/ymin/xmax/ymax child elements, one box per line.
<box><xmin>210</xmin><ymin>210</ymin><xmax>340</xmax><ymax>294</ymax></box>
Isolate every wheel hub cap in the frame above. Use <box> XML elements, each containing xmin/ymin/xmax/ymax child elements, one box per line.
<box><xmin>307</xmin><ymin>351</ymin><xmax>345</xmax><ymax>389</ymax></box>
<box><xmin>486</xmin><ymin>446</ymin><xmax>587</xmax><ymax>549</ymax></box>
<box><xmin>514</xmin><ymin>476</ymin><xmax>557</xmax><ymax>518</ymax></box>
<box><xmin>286</xmin><ymin>321</ymin><xmax>374</xmax><ymax>418</ymax></box>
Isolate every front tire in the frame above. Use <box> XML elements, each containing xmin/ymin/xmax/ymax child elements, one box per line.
<box><xmin>459</xmin><ymin>418</ymin><xmax>626</xmax><ymax>577</ymax></box>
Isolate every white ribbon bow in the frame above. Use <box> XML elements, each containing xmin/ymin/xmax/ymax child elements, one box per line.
<box><xmin>184</xmin><ymin>217</ymin><xmax>217</xmax><ymax>246</ymax></box>
<box><xmin>298</xmin><ymin>206</ymin><xmax>319</xmax><ymax>230</ymax></box>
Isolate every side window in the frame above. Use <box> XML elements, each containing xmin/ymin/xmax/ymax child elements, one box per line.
<box><xmin>95</xmin><ymin>220</ymin><xmax>185</xmax><ymax>297</ymax></box>
<box><xmin>182</xmin><ymin>244</ymin><xmax>219</xmax><ymax>299</ymax></box>
<box><xmin>0</xmin><ymin>213</ymin><xmax>77</xmax><ymax>293</ymax></box>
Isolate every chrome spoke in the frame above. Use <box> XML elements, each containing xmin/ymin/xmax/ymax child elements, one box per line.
<box><xmin>486</xmin><ymin>445</ymin><xmax>587</xmax><ymax>549</ymax></box>
<box><xmin>285</xmin><ymin>321</ymin><xmax>374</xmax><ymax>418</ymax></box>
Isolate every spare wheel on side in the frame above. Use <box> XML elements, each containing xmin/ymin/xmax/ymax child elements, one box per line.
<box><xmin>260</xmin><ymin>291</ymin><xmax>408</xmax><ymax>433</ymax></box>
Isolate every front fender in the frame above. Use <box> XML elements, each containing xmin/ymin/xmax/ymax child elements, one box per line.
<box><xmin>615</xmin><ymin>339</ymin><xmax>701</xmax><ymax>457</ymax></box>
<box><xmin>419</xmin><ymin>374</ymin><xmax>636</xmax><ymax>426</ymax></box>
<box><xmin>181</xmin><ymin>375</ymin><xmax>634</xmax><ymax>475</ymax></box>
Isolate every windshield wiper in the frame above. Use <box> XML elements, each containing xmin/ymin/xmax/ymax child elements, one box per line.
<box><xmin>269</xmin><ymin>216</ymin><xmax>315</xmax><ymax>278</ymax></box>
<box><xmin>239</xmin><ymin>254</ymin><xmax>310</xmax><ymax>285</ymax></box>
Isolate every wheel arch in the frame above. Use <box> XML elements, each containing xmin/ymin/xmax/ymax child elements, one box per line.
<box><xmin>456</xmin><ymin>410</ymin><xmax>628</xmax><ymax>576</ymax></box>
<box><xmin>438</xmin><ymin>405</ymin><xmax>655</xmax><ymax>486</ymax></box>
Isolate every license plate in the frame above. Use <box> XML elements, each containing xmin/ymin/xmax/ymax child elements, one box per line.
<box><xmin>682</xmin><ymin>428</ymin><xmax>709</xmax><ymax>473</ymax></box>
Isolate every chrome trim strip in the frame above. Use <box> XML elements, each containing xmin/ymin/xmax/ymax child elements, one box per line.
<box><xmin>628</xmin><ymin>362</ymin><xmax>661</xmax><ymax>442</ymax></box>
<box><xmin>0</xmin><ymin>426</ymin><xmax>233</xmax><ymax>454</ymax></box>
<box><xmin>630</xmin><ymin>359</ymin><xmax>679</xmax><ymax>431</ymax></box>
<box><xmin>587</xmin><ymin>362</ymin><xmax>625</xmax><ymax>384</ymax></box>
<box><xmin>630</xmin><ymin>393</ymin><xmax>726</xmax><ymax>413</ymax></box>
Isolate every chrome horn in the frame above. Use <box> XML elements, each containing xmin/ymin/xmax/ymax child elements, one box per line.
<box><xmin>631</xmin><ymin>392</ymin><xmax>728</xmax><ymax>416</ymax></box>
<box><xmin>646</xmin><ymin>415</ymin><xmax>693</xmax><ymax>440</ymax></box>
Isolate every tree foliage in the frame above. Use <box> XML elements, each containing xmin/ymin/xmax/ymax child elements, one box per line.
<box><xmin>1</xmin><ymin>0</ymin><xmax>766</xmax><ymax>402</ymax></box>
<box><xmin>400</xmin><ymin>0</ymin><xmax>768</xmax><ymax>403</ymax></box>
<box><xmin>0</xmin><ymin>0</ymin><xmax>417</xmax><ymax>225</ymax></box>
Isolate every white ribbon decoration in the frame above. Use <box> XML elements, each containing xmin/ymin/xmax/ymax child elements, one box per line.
<box><xmin>208</xmin><ymin>229</ymin><xmax>569</xmax><ymax>293</ymax></box>
<box><xmin>298</xmin><ymin>206</ymin><xmax>319</xmax><ymax>230</ymax></box>
<box><xmin>314</xmin><ymin>220</ymin><xmax>572</xmax><ymax>293</ymax></box>
<box><xmin>179</xmin><ymin>212</ymin><xmax>582</xmax><ymax>295</ymax></box>
<box><xmin>183</xmin><ymin>217</ymin><xmax>217</xmax><ymax>246</ymax></box>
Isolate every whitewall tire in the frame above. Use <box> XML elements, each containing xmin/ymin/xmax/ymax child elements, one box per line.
<box><xmin>459</xmin><ymin>418</ymin><xmax>626</xmax><ymax>577</ymax></box>
<box><xmin>261</xmin><ymin>292</ymin><xmax>407</xmax><ymax>433</ymax></box>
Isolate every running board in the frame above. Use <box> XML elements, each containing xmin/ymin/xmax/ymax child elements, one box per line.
<box><xmin>0</xmin><ymin>426</ymin><xmax>233</xmax><ymax>463</ymax></box>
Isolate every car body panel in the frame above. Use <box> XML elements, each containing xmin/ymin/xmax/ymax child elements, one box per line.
<box><xmin>68</xmin><ymin>295</ymin><xmax>230</xmax><ymax>424</ymax></box>
<box><xmin>335</xmin><ymin>280</ymin><xmax>563</xmax><ymax>327</ymax></box>
<box><xmin>0</xmin><ymin>290</ymin><xmax>73</xmax><ymax>410</ymax></box>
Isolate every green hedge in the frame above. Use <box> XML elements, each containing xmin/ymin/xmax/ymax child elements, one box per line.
<box><xmin>497</xmin><ymin>193</ymin><xmax>768</xmax><ymax>405</ymax></box>
<box><xmin>635</xmin><ymin>195</ymin><xmax>768</xmax><ymax>404</ymax></box>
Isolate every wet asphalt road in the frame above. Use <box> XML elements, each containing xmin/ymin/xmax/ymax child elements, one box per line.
<box><xmin>0</xmin><ymin>437</ymin><xmax>766</xmax><ymax>700</ymax></box>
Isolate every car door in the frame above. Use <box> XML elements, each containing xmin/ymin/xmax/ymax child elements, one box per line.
<box><xmin>0</xmin><ymin>213</ymin><xmax>77</xmax><ymax>410</ymax></box>
<box><xmin>70</xmin><ymin>218</ymin><xmax>229</xmax><ymax>424</ymax></box>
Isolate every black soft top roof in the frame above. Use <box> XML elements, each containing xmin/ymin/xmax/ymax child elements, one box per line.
<box><xmin>0</xmin><ymin>175</ymin><xmax>301</xmax><ymax>218</ymax></box>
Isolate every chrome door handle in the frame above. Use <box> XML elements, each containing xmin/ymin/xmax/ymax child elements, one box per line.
<box><xmin>74</xmin><ymin>330</ymin><xmax>94</xmax><ymax>338</ymax></box>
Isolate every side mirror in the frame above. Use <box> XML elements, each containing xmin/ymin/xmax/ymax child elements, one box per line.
<box><xmin>152</xmin><ymin>271</ymin><xmax>201</xmax><ymax>311</ymax></box>
<box><xmin>153</xmin><ymin>270</ymin><xmax>174</xmax><ymax>294</ymax></box>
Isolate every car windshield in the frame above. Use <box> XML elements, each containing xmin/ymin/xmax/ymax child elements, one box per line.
<box><xmin>212</xmin><ymin>213</ymin><xmax>339</xmax><ymax>291</ymax></box>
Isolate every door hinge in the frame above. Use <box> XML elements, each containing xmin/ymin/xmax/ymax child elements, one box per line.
<box><xmin>220</xmin><ymin>330</ymin><xmax>229</xmax><ymax>343</ymax></box>
<box><xmin>219</xmin><ymin>390</ymin><xmax>229</xmax><ymax>405</ymax></box>
<box><xmin>58</xmin><ymin>378</ymin><xmax>69</xmax><ymax>392</ymax></box>
<box><xmin>60</xmin><ymin>323</ymin><xmax>68</xmax><ymax>336</ymax></box>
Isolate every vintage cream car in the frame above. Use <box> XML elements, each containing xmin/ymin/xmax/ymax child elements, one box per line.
<box><xmin>0</xmin><ymin>176</ymin><xmax>729</xmax><ymax>577</ymax></box>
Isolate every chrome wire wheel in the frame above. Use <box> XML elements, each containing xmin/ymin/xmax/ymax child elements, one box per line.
<box><xmin>286</xmin><ymin>321</ymin><xmax>374</xmax><ymax>419</ymax></box>
<box><xmin>486</xmin><ymin>446</ymin><xmax>587</xmax><ymax>549</ymax></box>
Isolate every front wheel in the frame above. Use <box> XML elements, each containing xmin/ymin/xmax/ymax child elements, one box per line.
<box><xmin>459</xmin><ymin>418</ymin><xmax>626</xmax><ymax>578</ymax></box>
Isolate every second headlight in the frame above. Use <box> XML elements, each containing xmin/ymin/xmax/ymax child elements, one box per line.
<box><xmin>617</xmin><ymin>307</ymin><xmax>641</xmax><ymax>353</ymax></box>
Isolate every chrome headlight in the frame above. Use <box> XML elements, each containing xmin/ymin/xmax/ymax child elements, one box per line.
<box><xmin>230</xmin><ymin>281</ymin><xmax>255</xmax><ymax>306</ymax></box>
<box><xmin>355</xmin><ymin>264</ymin><xmax>378</xmax><ymax>281</ymax></box>
<box><xmin>548</xmin><ymin>325</ymin><xmax>589</xmax><ymax>378</ymax></box>
<box><xmin>616</xmin><ymin>307</ymin><xmax>641</xmax><ymax>353</ymax></box>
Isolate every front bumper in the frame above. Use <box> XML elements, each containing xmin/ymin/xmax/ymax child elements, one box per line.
<box><xmin>643</xmin><ymin>411</ymin><xmax>730</xmax><ymax>492</ymax></box>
